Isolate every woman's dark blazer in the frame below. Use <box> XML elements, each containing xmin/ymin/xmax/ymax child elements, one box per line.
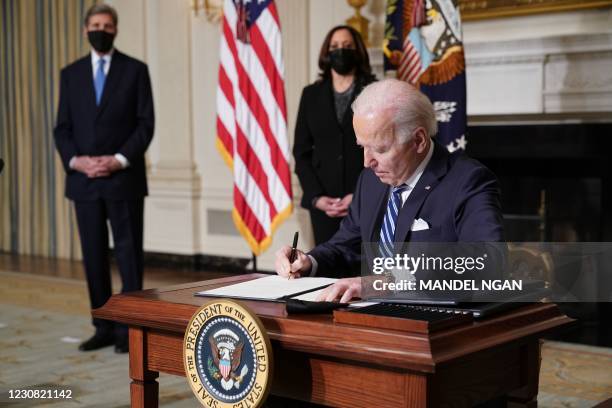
<box><xmin>293</xmin><ymin>76</ymin><xmax>373</xmax><ymax>211</ymax></box>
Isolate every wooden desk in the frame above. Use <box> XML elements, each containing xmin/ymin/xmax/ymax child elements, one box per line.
<box><xmin>93</xmin><ymin>274</ymin><xmax>573</xmax><ymax>408</ymax></box>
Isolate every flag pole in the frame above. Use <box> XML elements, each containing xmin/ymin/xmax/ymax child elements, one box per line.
<box><xmin>251</xmin><ymin>252</ymin><xmax>257</xmax><ymax>273</ymax></box>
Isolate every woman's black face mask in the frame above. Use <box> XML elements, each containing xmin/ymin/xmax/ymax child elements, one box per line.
<box><xmin>329</xmin><ymin>48</ymin><xmax>357</xmax><ymax>75</ymax></box>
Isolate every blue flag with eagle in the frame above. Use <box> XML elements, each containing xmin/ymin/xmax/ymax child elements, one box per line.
<box><xmin>384</xmin><ymin>0</ymin><xmax>467</xmax><ymax>153</ymax></box>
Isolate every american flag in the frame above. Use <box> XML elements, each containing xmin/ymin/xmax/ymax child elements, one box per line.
<box><xmin>216</xmin><ymin>0</ymin><xmax>292</xmax><ymax>255</ymax></box>
<box><xmin>398</xmin><ymin>34</ymin><xmax>423</xmax><ymax>84</ymax></box>
<box><xmin>397</xmin><ymin>36</ymin><xmax>423</xmax><ymax>85</ymax></box>
<box><xmin>394</xmin><ymin>0</ymin><xmax>426</xmax><ymax>84</ymax></box>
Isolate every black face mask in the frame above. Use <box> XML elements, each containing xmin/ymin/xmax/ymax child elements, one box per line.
<box><xmin>329</xmin><ymin>48</ymin><xmax>357</xmax><ymax>75</ymax></box>
<box><xmin>87</xmin><ymin>30</ymin><xmax>115</xmax><ymax>53</ymax></box>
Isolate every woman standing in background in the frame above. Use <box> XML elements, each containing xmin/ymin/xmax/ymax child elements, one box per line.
<box><xmin>294</xmin><ymin>25</ymin><xmax>376</xmax><ymax>245</ymax></box>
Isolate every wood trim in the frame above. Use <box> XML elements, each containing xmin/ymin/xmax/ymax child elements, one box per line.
<box><xmin>506</xmin><ymin>341</ymin><xmax>541</xmax><ymax>407</ymax></box>
<box><xmin>405</xmin><ymin>374</ymin><xmax>428</xmax><ymax>408</ymax></box>
<box><xmin>129</xmin><ymin>327</ymin><xmax>159</xmax><ymax>408</ymax></box>
<box><xmin>459</xmin><ymin>0</ymin><xmax>612</xmax><ymax>21</ymax></box>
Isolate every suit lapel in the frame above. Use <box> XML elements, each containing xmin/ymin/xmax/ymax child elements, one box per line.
<box><xmin>340</xmin><ymin>80</ymin><xmax>362</xmax><ymax>134</ymax></box>
<box><xmin>365</xmin><ymin>175</ymin><xmax>390</xmax><ymax>242</ymax></box>
<box><xmin>318</xmin><ymin>79</ymin><xmax>344</xmax><ymax>135</ymax></box>
<box><xmin>97</xmin><ymin>51</ymin><xmax>125</xmax><ymax>116</ymax></box>
<box><xmin>78</xmin><ymin>56</ymin><xmax>97</xmax><ymax>117</ymax></box>
<box><xmin>394</xmin><ymin>142</ymin><xmax>449</xmax><ymax>244</ymax></box>
<box><xmin>340</xmin><ymin>101</ymin><xmax>354</xmax><ymax>136</ymax></box>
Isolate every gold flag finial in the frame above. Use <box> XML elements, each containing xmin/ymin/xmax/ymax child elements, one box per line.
<box><xmin>346</xmin><ymin>0</ymin><xmax>370</xmax><ymax>46</ymax></box>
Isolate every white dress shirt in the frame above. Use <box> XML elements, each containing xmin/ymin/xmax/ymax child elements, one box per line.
<box><xmin>91</xmin><ymin>50</ymin><xmax>112</xmax><ymax>78</ymax></box>
<box><xmin>398</xmin><ymin>139</ymin><xmax>434</xmax><ymax>205</ymax></box>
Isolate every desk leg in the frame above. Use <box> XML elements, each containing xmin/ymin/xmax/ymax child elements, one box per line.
<box><xmin>506</xmin><ymin>341</ymin><xmax>541</xmax><ymax>408</ymax></box>
<box><xmin>129</xmin><ymin>327</ymin><xmax>159</xmax><ymax>408</ymax></box>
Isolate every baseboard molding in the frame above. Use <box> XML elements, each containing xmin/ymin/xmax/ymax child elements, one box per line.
<box><xmin>144</xmin><ymin>251</ymin><xmax>262</xmax><ymax>274</ymax></box>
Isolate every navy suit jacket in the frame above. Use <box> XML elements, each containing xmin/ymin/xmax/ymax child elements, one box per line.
<box><xmin>54</xmin><ymin>50</ymin><xmax>154</xmax><ymax>201</ymax></box>
<box><xmin>309</xmin><ymin>141</ymin><xmax>505</xmax><ymax>278</ymax></box>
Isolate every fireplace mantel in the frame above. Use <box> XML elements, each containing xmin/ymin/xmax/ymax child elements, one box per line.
<box><xmin>465</xmin><ymin>33</ymin><xmax>612</xmax><ymax>117</ymax></box>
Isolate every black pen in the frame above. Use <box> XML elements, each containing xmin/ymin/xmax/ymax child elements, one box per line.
<box><xmin>288</xmin><ymin>231</ymin><xmax>299</xmax><ymax>279</ymax></box>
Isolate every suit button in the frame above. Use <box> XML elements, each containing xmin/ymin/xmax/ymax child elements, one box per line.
<box><xmin>337</xmin><ymin>155</ymin><xmax>343</xmax><ymax>161</ymax></box>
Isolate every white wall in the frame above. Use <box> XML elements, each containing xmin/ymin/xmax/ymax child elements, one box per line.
<box><xmin>308</xmin><ymin>0</ymin><xmax>386</xmax><ymax>81</ymax></box>
<box><xmin>462</xmin><ymin>8</ymin><xmax>612</xmax><ymax>43</ymax></box>
<box><xmin>107</xmin><ymin>1</ymin><xmax>612</xmax><ymax>270</ymax></box>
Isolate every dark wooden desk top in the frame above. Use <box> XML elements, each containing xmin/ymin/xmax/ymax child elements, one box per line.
<box><xmin>94</xmin><ymin>274</ymin><xmax>573</xmax><ymax>373</ymax></box>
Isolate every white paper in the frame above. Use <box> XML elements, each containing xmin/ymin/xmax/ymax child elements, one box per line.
<box><xmin>196</xmin><ymin>275</ymin><xmax>337</xmax><ymax>300</ymax></box>
<box><xmin>347</xmin><ymin>301</ymin><xmax>380</xmax><ymax>308</ymax></box>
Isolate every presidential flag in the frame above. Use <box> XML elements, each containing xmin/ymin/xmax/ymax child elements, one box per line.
<box><xmin>216</xmin><ymin>0</ymin><xmax>292</xmax><ymax>255</ymax></box>
<box><xmin>384</xmin><ymin>0</ymin><xmax>467</xmax><ymax>153</ymax></box>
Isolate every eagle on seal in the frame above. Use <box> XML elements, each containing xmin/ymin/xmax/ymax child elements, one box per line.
<box><xmin>210</xmin><ymin>336</ymin><xmax>244</xmax><ymax>381</ymax></box>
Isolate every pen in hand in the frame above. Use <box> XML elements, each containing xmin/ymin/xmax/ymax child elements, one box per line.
<box><xmin>288</xmin><ymin>231</ymin><xmax>299</xmax><ymax>280</ymax></box>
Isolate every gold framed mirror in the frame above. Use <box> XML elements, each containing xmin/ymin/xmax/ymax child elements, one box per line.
<box><xmin>459</xmin><ymin>0</ymin><xmax>612</xmax><ymax>21</ymax></box>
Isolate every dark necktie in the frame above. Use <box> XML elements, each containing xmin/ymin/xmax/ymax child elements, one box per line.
<box><xmin>379</xmin><ymin>184</ymin><xmax>408</xmax><ymax>257</ymax></box>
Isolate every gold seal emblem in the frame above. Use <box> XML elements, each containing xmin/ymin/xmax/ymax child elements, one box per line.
<box><xmin>184</xmin><ymin>300</ymin><xmax>273</xmax><ymax>408</ymax></box>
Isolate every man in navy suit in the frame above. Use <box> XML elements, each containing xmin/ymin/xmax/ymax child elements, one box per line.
<box><xmin>54</xmin><ymin>4</ymin><xmax>154</xmax><ymax>353</ymax></box>
<box><xmin>275</xmin><ymin>79</ymin><xmax>503</xmax><ymax>302</ymax></box>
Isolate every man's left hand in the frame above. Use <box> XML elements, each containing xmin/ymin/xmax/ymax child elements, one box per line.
<box><xmin>325</xmin><ymin>194</ymin><xmax>352</xmax><ymax>218</ymax></box>
<box><xmin>335</xmin><ymin>194</ymin><xmax>353</xmax><ymax>214</ymax></box>
<box><xmin>316</xmin><ymin>277</ymin><xmax>362</xmax><ymax>303</ymax></box>
<box><xmin>95</xmin><ymin>155</ymin><xmax>123</xmax><ymax>174</ymax></box>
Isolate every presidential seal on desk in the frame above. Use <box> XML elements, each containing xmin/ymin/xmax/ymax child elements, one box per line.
<box><xmin>184</xmin><ymin>299</ymin><xmax>273</xmax><ymax>407</ymax></box>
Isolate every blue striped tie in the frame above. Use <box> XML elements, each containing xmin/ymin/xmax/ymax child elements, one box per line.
<box><xmin>379</xmin><ymin>185</ymin><xmax>407</xmax><ymax>258</ymax></box>
<box><xmin>94</xmin><ymin>58</ymin><xmax>106</xmax><ymax>105</ymax></box>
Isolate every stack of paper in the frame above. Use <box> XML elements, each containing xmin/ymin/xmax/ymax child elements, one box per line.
<box><xmin>196</xmin><ymin>275</ymin><xmax>337</xmax><ymax>301</ymax></box>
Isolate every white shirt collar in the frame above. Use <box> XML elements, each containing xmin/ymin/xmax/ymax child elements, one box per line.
<box><xmin>402</xmin><ymin>140</ymin><xmax>434</xmax><ymax>190</ymax></box>
<box><xmin>91</xmin><ymin>49</ymin><xmax>114</xmax><ymax>67</ymax></box>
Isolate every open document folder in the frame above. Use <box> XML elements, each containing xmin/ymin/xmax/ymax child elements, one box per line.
<box><xmin>195</xmin><ymin>275</ymin><xmax>337</xmax><ymax>302</ymax></box>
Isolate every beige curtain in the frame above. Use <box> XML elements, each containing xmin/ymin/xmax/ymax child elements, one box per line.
<box><xmin>0</xmin><ymin>0</ymin><xmax>95</xmax><ymax>259</ymax></box>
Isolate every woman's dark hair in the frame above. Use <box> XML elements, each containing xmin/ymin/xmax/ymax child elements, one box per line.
<box><xmin>318</xmin><ymin>25</ymin><xmax>374</xmax><ymax>82</ymax></box>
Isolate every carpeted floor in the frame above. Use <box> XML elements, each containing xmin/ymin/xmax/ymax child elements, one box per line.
<box><xmin>0</xmin><ymin>270</ymin><xmax>197</xmax><ymax>407</ymax></box>
<box><xmin>0</xmin><ymin>303</ymin><xmax>196</xmax><ymax>408</ymax></box>
<box><xmin>1</xmin><ymin>270</ymin><xmax>611</xmax><ymax>407</ymax></box>
<box><xmin>539</xmin><ymin>341</ymin><xmax>612</xmax><ymax>407</ymax></box>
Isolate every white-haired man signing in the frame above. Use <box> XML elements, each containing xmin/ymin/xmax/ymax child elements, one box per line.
<box><xmin>275</xmin><ymin>79</ymin><xmax>504</xmax><ymax>302</ymax></box>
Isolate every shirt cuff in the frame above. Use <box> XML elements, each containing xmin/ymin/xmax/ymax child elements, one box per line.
<box><xmin>114</xmin><ymin>153</ymin><xmax>129</xmax><ymax>168</ymax></box>
<box><xmin>311</xmin><ymin>196</ymin><xmax>320</xmax><ymax>209</ymax></box>
<box><xmin>307</xmin><ymin>255</ymin><xmax>318</xmax><ymax>277</ymax></box>
<box><xmin>69</xmin><ymin>156</ymin><xmax>77</xmax><ymax>169</ymax></box>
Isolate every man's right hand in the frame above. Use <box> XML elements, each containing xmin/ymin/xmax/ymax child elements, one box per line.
<box><xmin>274</xmin><ymin>245</ymin><xmax>312</xmax><ymax>279</ymax></box>
<box><xmin>71</xmin><ymin>156</ymin><xmax>110</xmax><ymax>178</ymax></box>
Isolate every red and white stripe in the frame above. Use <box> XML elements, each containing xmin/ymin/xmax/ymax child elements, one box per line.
<box><xmin>397</xmin><ymin>35</ymin><xmax>423</xmax><ymax>85</ymax></box>
<box><xmin>216</xmin><ymin>0</ymin><xmax>292</xmax><ymax>255</ymax></box>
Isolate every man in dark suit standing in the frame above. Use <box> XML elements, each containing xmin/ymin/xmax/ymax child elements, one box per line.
<box><xmin>275</xmin><ymin>79</ymin><xmax>504</xmax><ymax>301</ymax></box>
<box><xmin>54</xmin><ymin>4</ymin><xmax>154</xmax><ymax>353</ymax></box>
